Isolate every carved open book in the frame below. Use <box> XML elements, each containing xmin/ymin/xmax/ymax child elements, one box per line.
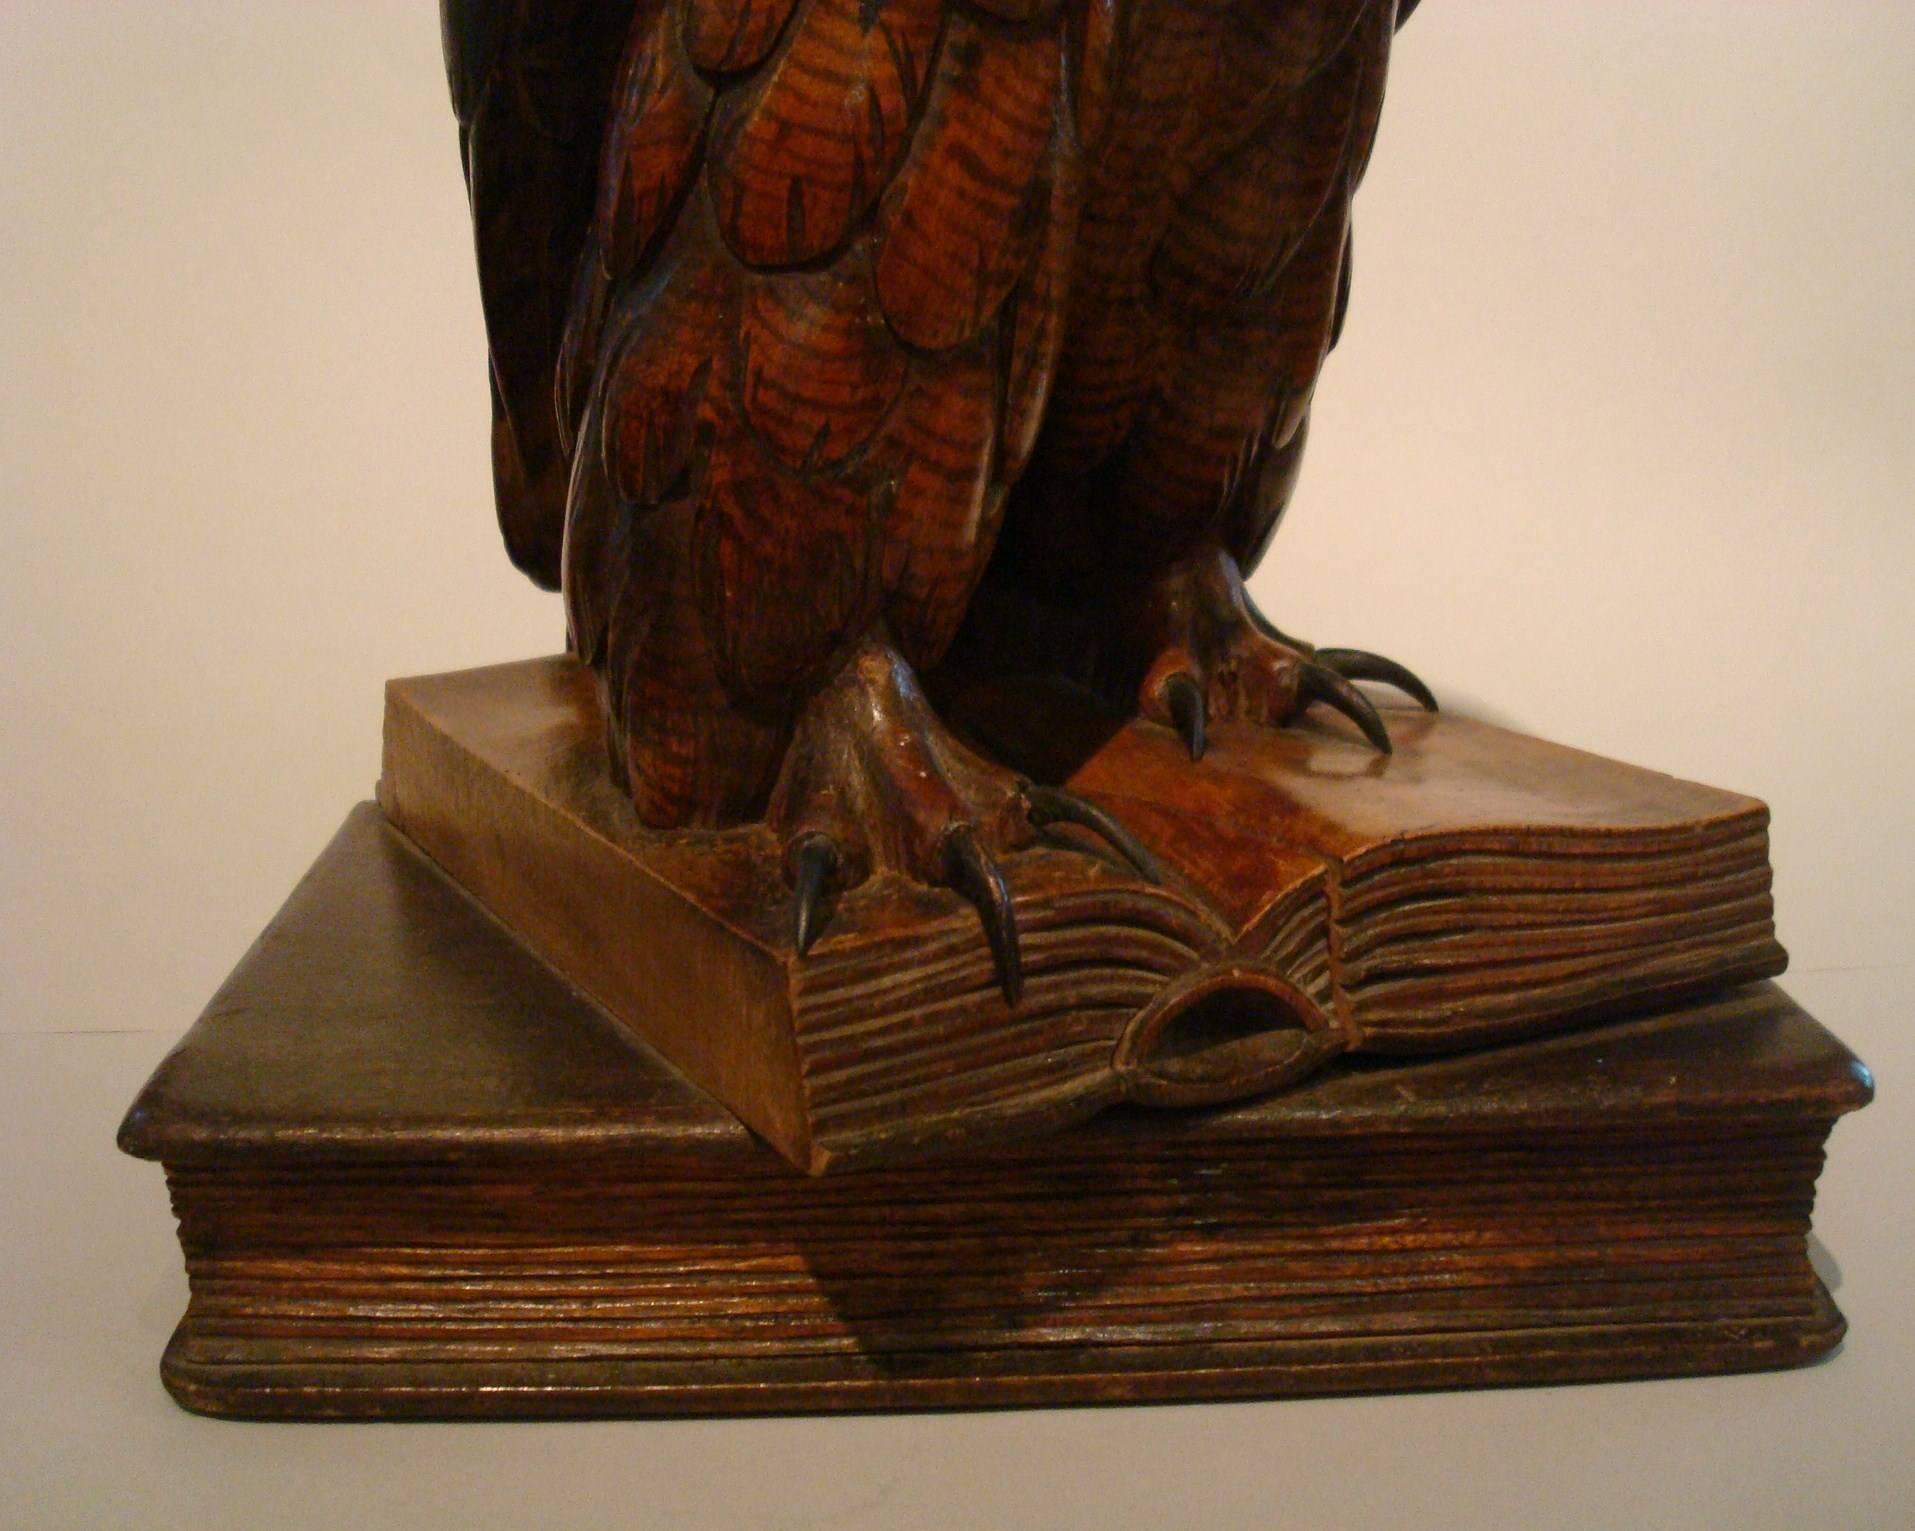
<box><xmin>380</xmin><ymin>658</ymin><xmax>1784</xmax><ymax>1172</ymax></box>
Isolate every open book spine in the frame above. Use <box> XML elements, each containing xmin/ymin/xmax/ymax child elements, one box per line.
<box><xmin>1323</xmin><ymin>813</ymin><xmax>1786</xmax><ymax>1049</ymax></box>
<box><xmin>1244</xmin><ymin>875</ymin><xmax>1337</xmax><ymax>1011</ymax></box>
<box><xmin>788</xmin><ymin>878</ymin><xmax>1234</xmax><ymax>1165</ymax></box>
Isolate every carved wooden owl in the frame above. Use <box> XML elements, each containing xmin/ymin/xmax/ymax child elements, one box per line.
<box><xmin>443</xmin><ymin>0</ymin><xmax>1433</xmax><ymax>993</ymax></box>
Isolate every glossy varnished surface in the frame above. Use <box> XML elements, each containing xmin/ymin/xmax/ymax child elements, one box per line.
<box><xmin>435</xmin><ymin>2</ymin><xmax>1470</xmax><ymax>1024</ymax></box>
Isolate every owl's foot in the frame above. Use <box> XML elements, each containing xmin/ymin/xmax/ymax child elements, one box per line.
<box><xmin>1127</xmin><ymin>546</ymin><xmax>1435</xmax><ymax>761</ymax></box>
<box><xmin>771</xmin><ymin>641</ymin><xmax>1161</xmax><ymax>1005</ymax></box>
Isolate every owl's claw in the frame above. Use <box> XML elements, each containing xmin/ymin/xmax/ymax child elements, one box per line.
<box><xmin>785</xmin><ymin>824</ymin><xmax>1025</xmax><ymax>1007</ymax></box>
<box><xmin>942</xmin><ymin>825</ymin><xmax>1022</xmax><ymax>1007</ymax></box>
<box><xmin>1314</xmin><ymin>647</ymin><xmax>1438</xmax><ymax>713</ymax></box>
<box><xmin>1163</xmin><ymin>672</ymin><xmax>1208</xmax><ymax>762</ymax></box>
<box><xmin>1130</xmin><ymin>548</ymin><xmax>1433</xmax><ymax>757</ymax></box>
<box><xmin>1299</xmin><ymin>661</ymin><xmax>1393</xmax><ymax>755</ymax></box>
<box><xmin>789</xmin><ymin>834</ymin><xmax>839</xmax><ymax>957</ymax></box>
<box><xmin>1246</xmin><ymin>590</ymin><xmax>1437</xmax><ymax>715</ymax></box>
<box><xmin>773</xmin><ymin>641</ymin><xmax>1160</xmax><ymax>1009</ymax></box>
<box><xmin>1021</xmin><ymin>782</ymin><xmax>1165</xmax><ymax>884</ymax></box>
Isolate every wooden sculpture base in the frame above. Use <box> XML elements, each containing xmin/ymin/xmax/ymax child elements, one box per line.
<box><xmin>119</xmin><ymin>807</ymin><xmax>1871</xmax><ymax>1420</ymax></box>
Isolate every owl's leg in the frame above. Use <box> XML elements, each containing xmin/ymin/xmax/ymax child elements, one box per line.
<box><xmin>1123</xmin><ymin>544</ymin><xmax>1435</xmax><ymax>761</ymax></box>
<box><xmin>769</xmin><ymin>639</ymin><xmax>1161</xmax><ymax>1005</ymax></box>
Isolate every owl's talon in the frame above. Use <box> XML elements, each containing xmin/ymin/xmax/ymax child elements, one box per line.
<box><xmin>1300</xmin><ymin>661</ymin><xmax>1393</xmax><ymax>754</ymax></box>
<box><xmin>789</xmin><ymin>834</ymin><xmax>840</xmax><ymax>956</ymax></box>
<box><xmin>772</xmin><ymin>640</ymin><xmax>1156</xmax><ymax>1005</ymax></box>
<box><xmin>1126</xmin><ymin>547</ymin><xmax>1429</xmax><ymax>755</ymax></box>
<box><xmin>942</xmin><ymin>825</ymin><xmax>1022</xmax><ymax>1007</ymax></box>
<box><xmin>1315</xmin><ymin>647</ymin><xmax>1438</xmax><ymax>713</ymax></box>
<box><xmin>1164</xmin><ymin>672</ymin><xmax>1208</xmax><ymax>762</ymax></box>
<box><xmin>1022</xmin><ymin>782</ymin><xmax>1165</xmax><ymax>884</ymax></box>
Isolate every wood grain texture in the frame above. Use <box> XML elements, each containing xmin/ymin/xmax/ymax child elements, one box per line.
<box><xmin>116</xmin><ymin>813</ymin><xmax>1871</xmax><ymax>1419</ymax></box>
<box><xmin>154</xmin><ymin>1138</ymin><xmax>1849</xmax><ymax>1420</ymax></box>
<box><xmin>373</xmin><ymin>658</ymin><xmax>1787</xmax><ymax>1172</ymax></box>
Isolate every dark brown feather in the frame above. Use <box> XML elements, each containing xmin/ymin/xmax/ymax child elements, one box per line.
<box><xmin>1147</xmin><ymin>37</ymin><xmax>1364</xmax><ymax>317</ymax></box>
<box><xmin>691</xmin><ymin>409</ymin><xmax>880</xmax><ymax>703</ymax></box>
<box><xmin>443</xmin><ymin>0</ymin><xmax>637</xmax><ymax>588</ymax></box>
<box><xmin>680</xmin><ymin>0</ymin><xmax>800</xmax><ymax>73</ymax></box>
<box><xmin>1000</xmin><ymin>154</ymin><xmax>1081</xmax><ymax>484</ymax></box>
<box><xmin>997</xmin><ymin>0</ymin><xmax>1397</xmax><ymax>601</ymax></box>
<box><xmin>708</xmin><ymin>0</ymin><xmax>944</xmax><ymax>268</ymax></box>
<box><xmin>739</xmin><ymin>258</ymin><xmax>909</xmax><ymax>472</ymax></box>
<box><xmin>881</xmin><ymin>345</ymin><xmax>1000</xmax><ymax>670</ymax></box>
<box><xmin>601</xmin><ymin>8</ymin><xmax>712</xmax><ymax>283</ymax></box>
<box><xmin>873</xmin><ymin>10</ymin><xmax>1062</xmax><ymax>351</ymax></box>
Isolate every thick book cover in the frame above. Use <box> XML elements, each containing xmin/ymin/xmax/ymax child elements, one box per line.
<box><xmin>118</xmin><ymin>807</ymin><xmax>1871</xmax><ymax>1419</ymax></box>
<box><xmin>377</xmin><ymin>657</ymin><xmax>1786</xmax><ymax>1170</ymax></box>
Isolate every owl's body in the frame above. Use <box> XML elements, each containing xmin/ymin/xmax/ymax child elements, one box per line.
<box><xmin>446</xmin><ymin>0</ymin><xmax>1426</xmax><ymax>980</ymax></box>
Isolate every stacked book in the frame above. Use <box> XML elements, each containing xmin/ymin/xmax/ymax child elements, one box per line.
<box><xmin>119</xmin><ymin>807</ymin><xmax>1869</xmax><ymax>1419</ymax></box>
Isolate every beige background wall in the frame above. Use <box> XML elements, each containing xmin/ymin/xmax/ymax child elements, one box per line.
<box><xmin>3</xmin><ymin>6</ymin><xmax>1912</xmax><ymax>1528</ymax></box>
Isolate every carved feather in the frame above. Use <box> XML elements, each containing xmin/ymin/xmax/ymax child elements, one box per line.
<box><xmin>873</xmin><ymin>11</ymin><xmax>1062</xmax><ymax>352</ymax></box>
<box><xmin>1002</xmin><ymin>0</ymin><xmax>1396</xmax><ymax>590</ymax></box>
<box><xmin>739</xmin><ymin>257</ymin><xmax>909</xmax><ymax>472</ymax></box>
<box><xmin>564</xmin><ymin>206</ymin><xmax>737</xmax><ymax>665</ymax></box>
<box><xmin>882</xmin><ymin>345</ymin><xmax>1000</xmax><ymax>671</ymax></box>
<box><xmin>680</xmin><ymin>0</ymin><xmax>800</xmax><ymax>73</ymax></box>
<box><xmin>1000</xmin><ymin>152</ymin><xmax>1081</xmax><ymax>485</ymax></box>
<box><xmin>707</xmin><ymin>0</ymin><xmax>943</xmax><ymax>268</ymax></box>
<box><xmin>600</xmin><ymin>9</ymin><xmax>712</xmax><ymax>283</ymax></box>
<box><xmin>1147</xmin><ymin>31</ymin><xmax>1365</xmax><ymax>317</ymax></box>
<box><xmin>691</xmin><ymin>411</ymin><xmax>880</xmax><ymax>702</ymax></box>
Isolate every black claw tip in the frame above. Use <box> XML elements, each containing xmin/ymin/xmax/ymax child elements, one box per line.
<box><xmin>942</xmin><ymin>826</ymin><xmax>1022</xmax><ymax>1007</ymax></box>
<box><xmin>789</xmin><ymin>836</ymin><xmax>839</xmax><ymax>956</ymax></box>
<box><xmin>1315</xmin><ymin>647</ymin><xmax>1438</xmax><ymax>712</ymax></box>
<box><xmin>1299</xmin><ymin>661</ymin><xmax>1394</xmax><ymax>754</ymax></box>
<box><xmin>1022</xmin><ymin>782</ymin><xmax>1165</xmax><ymax>885</ymax></box>
<box><xmin>1163</xmin><ymin>672</ymin><xmax>1207</xmax><ymax>762</ymax></box>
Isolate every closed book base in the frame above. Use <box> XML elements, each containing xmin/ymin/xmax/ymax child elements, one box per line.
<box><xmin>119</xmin><ymin>807</ymin><xmax>1870</xmax><ymax>1419</ymax></box>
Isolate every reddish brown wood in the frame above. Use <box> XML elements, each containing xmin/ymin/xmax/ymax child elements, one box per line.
<box><xmin>378</xmin><ymin>657</ymin><xmax>1785</xmax><ymax>1172</ymax></box>
<box><xmin>442</xmin><ymin>1</ymin><xmax>1443</xmax><ymax>976</ymax></box>
<box><xmin>117</xmin><ymin>807</ymin><xmax>1871</xmax><ymax>1420</ymax></box>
